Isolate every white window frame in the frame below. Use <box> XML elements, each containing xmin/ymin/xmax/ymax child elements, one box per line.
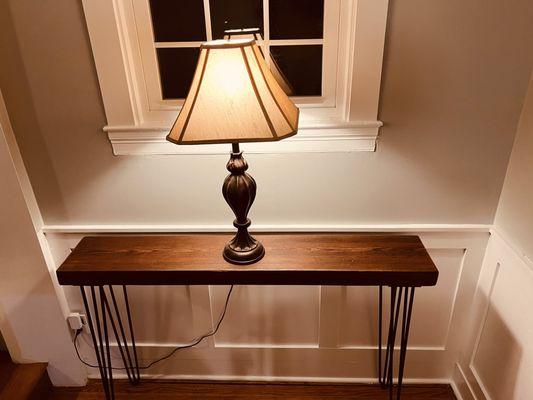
<box><xmin>138</xmin><ymin>0</ymin><xmax>339</xmax><ymax>112</ymax></box>
<box><xmin>82</xmin><ymin>0</ymin><xmax>388</xmax><ymax>155</ymax></box>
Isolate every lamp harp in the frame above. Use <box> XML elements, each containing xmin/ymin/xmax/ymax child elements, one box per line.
<box><xmin>222</xmin><ymin>143</ymin><xmax>265</xmax><ymax>264</ymax></box>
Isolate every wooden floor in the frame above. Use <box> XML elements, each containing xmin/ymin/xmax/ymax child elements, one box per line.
<box><xmin>48</xmin><ymin>380</ymin><xmax>456</xmax><ymax>400</ymax></box>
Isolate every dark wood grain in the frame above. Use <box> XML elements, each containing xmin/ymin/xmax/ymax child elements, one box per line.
<box><xmin>48</xmin><ymin>380</ymin><xmax>456</xmax><ymax>400</ymax></box>
<box><xmin>57</xmin><ymin>234</ymin><xmax>438</xmax><ymax>287</ymax></box>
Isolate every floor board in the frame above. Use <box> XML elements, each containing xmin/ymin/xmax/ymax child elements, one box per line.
<box><xmin>49</xmin><ymin>380</ymin><xmax>457</xmax><ymax>399</ymax></box>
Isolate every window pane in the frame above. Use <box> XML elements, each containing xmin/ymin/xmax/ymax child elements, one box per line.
<box><xmin>157</xmin><ymin>48</ymin><xmax>200</xmax><ymax>99</ymax></box>
<box><xmin>209</xmin><ymin>0</ymin><xmax>263</xmax><ymax>40</ymax></box>
<box><xmin>270</xmin><ymin>0</ymin><xmax>324</xmax><ymax>39</ymax></box>
<box><xmin>149</xmin><ymin>0</ymin><xmax>206</xmax><ymax>42</ymax></box>
<box><xmin>270</xmin><ymin>45</ymin><xmax>322</xmax><ymax>96</ymax></box>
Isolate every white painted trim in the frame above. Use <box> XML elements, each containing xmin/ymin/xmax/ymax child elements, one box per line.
<box><xmin>452</xmin><ymin>362</ymin><xmax>478</xmax><ymax>400</ymax></box>
<box><xmin>441</xmin><ymin>248</ymin><xmax>468</xmax><ymax>349</ymax></box>
<box><xmin>82</xmin><ymin>0</ymin><xmax>389</xmax><ymax>155</ymax></box>
<box><xmin>0</xmin><ymin>92</ymin><xmax>71</xmax><ymax>318</ymax></box>
<box><xmin>468</xmin><ymin>263</ymin><xmax>501</xmax><ymax>371</ymax></box>
<box><xmin>450</xmin><ymin>382</ymin><xmax>465</xmax><ymax>400</ymax></box>
<box><xmin>469</xmin><ymin>366</ymin><xmax>492</xmax><ymax>400</ymax></box>
<box><xmin>462</xmin><ymin>230</ymin><xmax>533</xmax><ymax>400</ymax></box>
<box><xmin>99</xmin><ymin>340</ymin><xmax>444</xmax><ymax>352</ymax></box>
<box><xmin>88</xmin><ymin>372</ymin><xmax>453</xmax><ymax>385</ymax></box>
<box><xmin>490</xmin><ymin>227</ymin><xmax>533</xmax><ymax>270</ymax></box>
<box><xmin>42</xmin><ymin>223</ymin><xmax>492</xmax><ymax>234</ymax></box>
<box><xmin>104</xmin><ymin>121</ymin><xmax>382</xmax><ymax>155</ymax></box>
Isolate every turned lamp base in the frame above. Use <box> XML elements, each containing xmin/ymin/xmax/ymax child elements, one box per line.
<box><xmin>222</xmin><ymin>143</ymin><xmax>265</xmax><ymax>265</ymax></box>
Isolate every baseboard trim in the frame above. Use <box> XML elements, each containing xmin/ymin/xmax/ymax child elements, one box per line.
<box><xmin>42</xmin><ymin>223</ymin><xmax>491</xmax><ymax>234</ymax></box>
<box><xmin>452</xmin><ymin>363</ymin><xmax>478</xmax><ymax>400</ymax></box>
<box><xmin>86</xmin><ymin>372</ymin><xmax>452</xmax><ymax>385</ymax></box>
<box><xmin>450</xmin><ymin>380</ymin><xmax>464</xmax><ymax>400</ymax></box>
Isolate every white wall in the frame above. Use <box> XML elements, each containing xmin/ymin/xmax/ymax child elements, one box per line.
<box><xmin>453</xmin><ymin>75</ymin><xmax>533</xmax><ymax>400</ymax></box>
<box><xmin>0</xmin><ymin>0</ymin><xmax>532</xmax><ymax>227</ymax></box>
<box><xmin>494</xmin><ymin>74</ymin><xmax>533</xmax><ymax>262</ymax></box>
<box><xmin>0</xmin><ymin>91</ymin><xmax>86</xmax><ymax>385</ymax></box>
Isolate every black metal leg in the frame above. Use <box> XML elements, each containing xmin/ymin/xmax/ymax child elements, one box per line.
<box><xmin>396</xmin><ymin>287</ymin><xmax>415</xmax><ymax>400</ymax></box>
<box><xmin>80</xmin><ymin>287</ymin><xmax>109</xmax><ymax>398</ymax></box>
<box><xmin>107</xmin><ymin>285</ymin><xmax>140</xmax><ymax>384</ymax></box>
<box><xmin>100</xmin><ymin>286</ymin><xmax>115</xmax><ymax>400</ymax></box>
<box><xmin>378</xmin><ymin>286</ymin><xmax>416</xmax><ymax>400</ymax></box>
<box><xmin>79</xmin><ymin>285</ymin><xmax>140</xmax><ymax>400</ymax></box>
<box><xmin>122</xmin><ymin>285</ymin><xmax>141</xmax><ymax>382</ymax></box>
<box><xmin>378</xmin><ymin>285</ymin><xmax>383</xmax><ymax>384</ymax></box>
<box><xmin>89</xmin><ymin>286</ymin><xmax>112</xmax><ymax>399</ymax></box>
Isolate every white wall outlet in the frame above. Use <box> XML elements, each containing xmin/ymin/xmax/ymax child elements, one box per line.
<box><xmin>67</xmin><ymin>313</ymin><xmax>86</xmax><ymax>331</ymax></box>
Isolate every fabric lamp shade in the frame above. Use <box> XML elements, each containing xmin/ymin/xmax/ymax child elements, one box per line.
<box><xmin>166</xmin><ymin>39</ymin><xmax>299</xmax><ymax>145</ymax></box>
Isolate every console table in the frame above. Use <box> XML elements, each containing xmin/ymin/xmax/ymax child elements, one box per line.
<box><xmin>57</xmin><ymin>233</ymin><xmax>438</xmax><ymax>400</ymax></box>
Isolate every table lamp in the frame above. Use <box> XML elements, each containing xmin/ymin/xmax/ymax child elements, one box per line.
<box><xmin>166</xmin><ymin>38</ymin><xmax>299</xmax><ymax>265</ymax></box>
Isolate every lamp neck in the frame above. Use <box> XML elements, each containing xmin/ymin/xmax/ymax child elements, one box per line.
<box><xmin>232</xmin><ymin>142</ymin><xmax>240</xmax><ymax>153</ymax></box>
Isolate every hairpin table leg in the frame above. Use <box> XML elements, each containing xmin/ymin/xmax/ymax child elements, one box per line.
<box><xmin>378</xmin><ymin>286</ymin><xmax>416</xmax><ymax>400</ymax></box>
<box><xmin>79</xmin><ymin>285</ymin><xmax>140</xmax><ymax>400</ymax></box>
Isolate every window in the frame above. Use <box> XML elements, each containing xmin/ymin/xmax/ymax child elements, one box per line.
<box><xmin>138</xmin><ymin>0</ymin><xmax>338</xmax><ymax>110</ymax></box>
<box><xmin>82</xmin><ymin>0</ymin><xmax>388</xmax><ymax>154</ymax></box>
<box><xmin>148</xmin><ymin>0</ymin><xmax>325</xmax><ymax>100</ymax></box>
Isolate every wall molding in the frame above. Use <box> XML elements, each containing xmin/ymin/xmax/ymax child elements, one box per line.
<box><xmin>42</xmin><ymin>223</ymin><xmax>491</xmax><ymax>234</ymax></box>
<box><xmin>50</xmin><ymin>227</ymin><xmax>490</xmax><ymax>383</ymax></box>
<box><xmin>468</xmin><ymin>260</ymin><xmax>501</xmax><ymax>400</ymax></box>
<box><xmin>104</xmin><ymin>121</ymin><xmax>382</xmax><ymax>155</ymax></box>
<box><xmin>89</xmin><ymin>371</ymin><xmax>453</xmax><ymax>385</ymax></box>
<box><xmin>453</xmin><ymin>229</ymin><xmax>533</xmax><ymax>400</ymax></box>
<box><xmin>490</xmin><ymin>228</ymin><xmax>533</xmax><ymax>271</ymax></box>
<box><xmin>452</xmin><ymin>363</ymin><xmax>477</xmax><ymax>400</ymax></box>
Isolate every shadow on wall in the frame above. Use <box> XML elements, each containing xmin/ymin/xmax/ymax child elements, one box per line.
<box><xmin>472</xmin><ymin>297</ymin><xmax>522</xmax><ymax>400</ymax></box>
<box><xmin>375</xmin><ymin>0</ymin><xmax>533</xmax><ymax>221</ymax></box>
<box><xmin>0</xmin><ymin>0</ymin><xmax>69</xmax><ymax>221</ymax></box>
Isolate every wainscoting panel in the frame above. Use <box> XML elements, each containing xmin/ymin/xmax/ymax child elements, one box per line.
<box><xmin>453</xmin><ymin>230</ymin><xmax>533</xmax><ymax>400</ymax></box>
<box><xmin>44</xmin><ymin>228</ymin><xmax>489</xmax><ymax>382</ymax></box>
<box><xmin>338</xmin><ymin>248</ymin><xmax>465</xmax><ymax>349</ymax></box>
<box><xmin>210</xmin><ymin>285</ymin><xmax>320</xmax><ymax>347</ymax></box>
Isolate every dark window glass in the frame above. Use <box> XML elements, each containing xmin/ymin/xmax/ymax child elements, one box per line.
<box><xmin>270</xmin><ymin>0</ymin><xmax>324</xmax><ymax>39</ymax></box>
<box><xmin>149</xmin><ymin>0</ymin><xmax>206</xmax><ymax>41</ymax></box>
<box><xmin>209</xmin><ymin>0</ymin><xmax>263</xmax><ymax>40</ymax></box>
<box><xmin>157</xmin><ymin>48</ymin><xmax>200</xmax><ymax>99</ymax></box>
<box><xmin>270</xmin><ymin>45</ymin><xmax>322</xmax><ymax>96</ymax></box>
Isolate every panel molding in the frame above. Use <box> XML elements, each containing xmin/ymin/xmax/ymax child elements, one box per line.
<box><xmin>454</xmin><ymin>229</ymin><xmax>533</xmax><ymax>400</ymax></box>
<box><xmin>104</xmin><ymin>122</ymin><xmax>381</xmax><ymax>155</ymax></box>
<box><xmin>83</xmin><ymin>342</ymin><xmax>448</xmax><ymax>381</ymax></box>
<box><xmin>42</xmin><ymin>223</ymin><xmax>491</xmax><ymax>234</ymax></box>
<box><xmin>47</xmin><ymin>225</ymin><xmax>490</xmax><ymax>382</ymax></box>
<box><xmin>336</xmin><ymin>246</ymin><xmax>474</xmax><ymax>351</ymax></box>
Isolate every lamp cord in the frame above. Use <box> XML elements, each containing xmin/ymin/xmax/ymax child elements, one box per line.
<box><xmin>74</xmin><ymin>285</ymin><xmax>234</xmax><ymax>371</ymax></box>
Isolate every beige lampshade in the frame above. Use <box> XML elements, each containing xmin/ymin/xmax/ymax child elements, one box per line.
<box><xmin>166</xmin><ymin>38</ymin><xmax>299</xmax><ymax>145</ymax></box>
<box><xmin>223</xmin><ymin>28</ymin><xmax>294</xmax><ymax>96</ymax></box>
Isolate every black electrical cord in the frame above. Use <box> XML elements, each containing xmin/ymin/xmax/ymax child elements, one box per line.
<box><xmin>74</xmin><ymin>285</ymin><xmax>234</xmax><ymax>371</ymax></box>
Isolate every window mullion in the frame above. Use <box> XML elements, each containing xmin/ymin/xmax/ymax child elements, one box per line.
<box><xmin>263</xmin><ymin>0</ymin><xmax>271</xmax><ymax>66</ymax></box>
<box><xmin>203</xmin><ymin>0</ymin><xmax>213</xmax><ymax>40</ymax></box>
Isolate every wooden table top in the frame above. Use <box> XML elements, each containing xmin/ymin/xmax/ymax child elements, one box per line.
<box><xmin>56</xmin><ymin>234</ymin><xmax>438</xmax><ymax>287</ymax></box>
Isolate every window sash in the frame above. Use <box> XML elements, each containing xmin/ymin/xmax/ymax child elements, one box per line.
<box><xmin>81</xmin><ymin>0</ymin><xmax>387</xmax><ymax>154</ymax></box>
<box><xmin>133</xmin><ymin>0</ymin><xmax>340</xmax><ymax>113</ymax></box>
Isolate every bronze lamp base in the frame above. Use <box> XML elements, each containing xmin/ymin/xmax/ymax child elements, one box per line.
<box><xmin>222</xmin><ymin>143</ymin><xmax>265</xmax><ymax>265</ymax></box>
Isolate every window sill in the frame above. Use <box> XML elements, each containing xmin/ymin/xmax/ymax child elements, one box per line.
<box><xmin>104</xmin><ymin>120</ymin><xmax>382</xmax><ymax>155</ymax></box>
